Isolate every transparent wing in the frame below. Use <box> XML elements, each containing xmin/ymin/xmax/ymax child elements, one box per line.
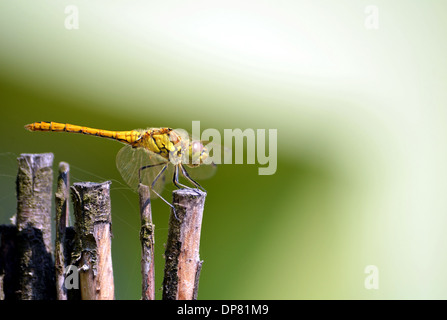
<box><xmin>185</xmin><ymin>162</ymin><xmax>217</xmax><ymax>181</ymax></box>
<box><xmin>116</xmin><ymin>145</ymin><xmax>173</xmax><ymax>198</ymax></box>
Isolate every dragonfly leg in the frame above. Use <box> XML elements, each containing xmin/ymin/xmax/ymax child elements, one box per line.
<box><xmin>172</xmin><ymin>164</ymin><xmax>190</xmax><ymax>190</ymax></box>
<box><xmin>139</xmin><ymin>161</ymin><xmax>179</xmax><ymax>220</ymax></box>
<box><xmin>138</xmin><ymin>162</ymin><xmax>166</xmax><ymax>184</ymax></box>
<box><xmin>180</xmin><ymin>164</ymin><xmax>207</xmax><ymax>194</ymax></box>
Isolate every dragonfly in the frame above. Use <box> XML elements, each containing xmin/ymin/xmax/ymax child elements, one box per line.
<box><xmin>24</xmin><ymin>121</ymin><xmax>218</xmax><ymax>215</ymax></box>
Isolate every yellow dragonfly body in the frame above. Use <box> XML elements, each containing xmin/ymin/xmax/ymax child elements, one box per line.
<box><xmin>25</xmin><ymin>121</ymin><xmax>214</xmax><ymax>211</ymax></box>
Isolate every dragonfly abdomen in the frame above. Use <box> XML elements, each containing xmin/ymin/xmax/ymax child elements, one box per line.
<box><xmin>25</xmin><ymin>121</ymin><xmax>141</xmax><ymax>145</ymax></box>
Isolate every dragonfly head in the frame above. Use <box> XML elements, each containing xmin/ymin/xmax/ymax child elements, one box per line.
<box><xmin>187</xmin><ymin>140</ymin><xmax>210</xmax><ymax>167</ymax></box>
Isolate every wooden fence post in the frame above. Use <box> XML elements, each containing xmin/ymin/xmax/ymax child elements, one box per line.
<box><xmin>71</xmin><ymin>181</ymin><xmax>115</xmax><ymax>300</ymax></box>
<box><xmin>2</xmin><ymin>153</ymin><xmax>211</xmax><ymax>300</ymax></box>
<box><xmin>162</xmin><ymin>189</ymin><xmax>206</xmax><ymax>300</ymax></box>
<box><xmin>15</xmin><ymin>153</ymin><xmax>56</xmax><ymax>300</ymax></box>
<box><xmin>139</xmin><ymin>183</ymin><xmax>156</xmax><ymax>300</ymax></box>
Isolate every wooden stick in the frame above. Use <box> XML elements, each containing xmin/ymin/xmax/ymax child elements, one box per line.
<box><xmin>54</xmin><ymin>162</ymin><xmax>70</xmax><ymax>300</ymax></box>
<box><xmin>71</xmin><ymin>181</ymin><xmax>114</xmax><ymax>300</ymax></box>
<box><xmin>0</xmin><ymin>225</ymin><xmax>19</xmax><ymax>300</ymax></box>
<box><xmin>162</xmin><ymin>189</ymin><xmax>206</xmax><ymax>300</ymax></box>
<box><xmin>16</xmin><ymin>153</ymin><xmax>56</xmax><ymax>300</ymax></box>
<box><xmin>64</xmin><ymin>226</ymin><xmax>79</xmax><ymax>300</ymax></box>
<box><xmin>138</xmin><ymin>183</ymin><xmax>155</xmax><ymax>300</ymax></box>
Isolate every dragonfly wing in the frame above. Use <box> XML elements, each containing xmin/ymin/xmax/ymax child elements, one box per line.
<box><xmin>185</xmin><ymin>162</ymin><xmax>217</xmax><ymax>181</ymax></box>
<box><xmin>116</xmin><ymin>145</ymin><xmax>172</xmax><ymax>198</ymax></box>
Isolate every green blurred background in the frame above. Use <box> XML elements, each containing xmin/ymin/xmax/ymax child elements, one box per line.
<box><xmin>1</xmin><ymin>1</ymin><xmax>447</xmax><ymax>299</ymax></box>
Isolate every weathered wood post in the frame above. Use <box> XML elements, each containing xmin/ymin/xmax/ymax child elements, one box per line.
<box><xmin>139</xmin><ymin>183</ymin><xmax>156</xmax><ymax>300</ymax></box>
<box><xmin>71</xmin><ymin>181</ymin><xmax>115</xmax><ymax>300</ymax></box>
<box><xmin>15</xmin><ymin>153</ymin><xmax>56</xmax><ymax>300</ymax></box>
<box><xmin>162</xmin><ymin>189</ymin><xmax>206</xmax><ymax>300</ymax></box>
<box><xmin>54</xmin><ymin>162</ymin><xmax>77</xmax><ymax>300</ymax></box>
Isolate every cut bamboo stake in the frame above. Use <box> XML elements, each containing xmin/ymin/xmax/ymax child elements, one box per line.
<box><xmin>138</xmin><ymin>183</ymin><xmax>155</xmax><ymax>300</ymax></box>
<box><xmin>162</xmin><ymin>189</ymin><xmax>206</xmax><ymax>300</ymax></box>
<box><xmin>54</xmin><ymin>162</ymin><xmax>70</xmax><ymax>300</ymax></box>
<box><xmin>71</xmin><ymin>181</ymin><xmax>115</xmax><ymax>300</ymax></box>
<box><xmin>16</xmin><ymin>153</ymin><xmax>56</xmax><ymax>300</ymax></box>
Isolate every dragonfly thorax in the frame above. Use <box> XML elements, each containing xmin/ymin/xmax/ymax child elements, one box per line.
<box><xmin>135</xmin><ymin>128</ymin><xmax>209</xmax><ymax>166</ymax></box>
